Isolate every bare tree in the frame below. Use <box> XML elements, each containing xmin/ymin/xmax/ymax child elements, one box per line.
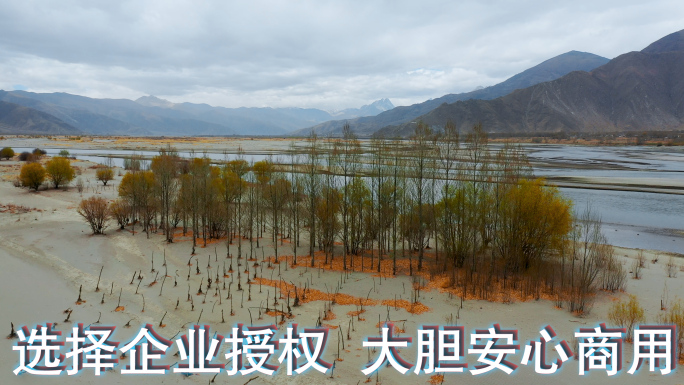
<box><xmin>304</xmin><ymin>131</ymin><xmax>321</xmax><ymax>267</ymax></box>
<box><xmin>227</xmin><ymin>153</ymin><xmax>249</xmax><ymax>258</ymax></box>
<box><xmin>567</xmin><ymin>206</ymin><xmax>608</xmax><ymax>314</ymax></box>
<box><xmin>265</xmin><ymin>173</ymin><xmax>291</xmax><ymax>263</ymax></box>
<box><xmin>287</xmin><ymin>143</ymin><xmax>303</xmax><ymax>265</ymax></box>
<box><xmin>409</xmin><ymin>121</ymin><xmax>434</xmax><ymax>270</ymax></box>
<box><xmin>340</xmin><ymin>124</ymin><xmax>360</xmax><ymax>270</ymax></box>
<box><xmin>150</xmin><ymin>146</ymin><xmax>179</xmax><ymax>242</ymax></box>
<box><xmin>78</xmin><ymin>196</ymin><xmax>111</xmax><ymax>235</ymax></box>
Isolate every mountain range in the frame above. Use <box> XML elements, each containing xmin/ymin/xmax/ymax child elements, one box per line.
<box><xmin>378</xmin><ymin>29</ymin><xmax>684</xmax><ymax>136</ymax></box>
<box><xmin>293</xmin><ymin>50</ymin><xmax>610</xmax><ymax>136</ymax></box>
<box><xmin>0</xmin><ymin>100</ymin><xmax>81</xmax><ymax>135</ymax></box>
<box><xmin>330</xmin><ymin>98</ymin><xmax>395</xmax><ymax>120</ymax></box>
<box><xmin>0</xmin><ymin>91</ymin><xmax>394</xmax><ymax>136</ymax></box>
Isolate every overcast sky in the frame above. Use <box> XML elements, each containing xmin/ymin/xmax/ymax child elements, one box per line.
<box><xmin>0</xmin><ymin>1</ymin><xmax>682</xmax><ymax>111</ymax></box>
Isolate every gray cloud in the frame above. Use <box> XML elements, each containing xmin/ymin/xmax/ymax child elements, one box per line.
<box><xmin>0</xmin><ymin>0</ymin><xmax>682</xmax><ymax>111</ymax></box>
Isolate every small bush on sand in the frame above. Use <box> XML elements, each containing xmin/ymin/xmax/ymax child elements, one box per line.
<box><xmin>109</xmin><ymin>199</ymin><xmax>130</xmax><ymax>229</ymax></box>
<box><xmin>75</xmin><ymin>177</ymin><xmax>84</xmax><ymax>194</ymax></box>
<box><xmin>608</xmin><ymin>294</ymin><xmax>645</xmax><ymax>340</ymax></box>
<box><xmin>19</xmin><ymin>162</ymin><xmax>46</xmax><ymax>191</ymax></box>
<box><xmin>658</xmin><ymin>299</ymin><xmax>684</xmax><ymax>361</ymax></box>
<box><xmin>18</xmin><ymin>152</ymin><xmax>35</xmax><ymax>162</ymax></box>
<box><xmin>77</xmin><ymin>196</ymin><xmax>111</xmax><ymax>235</ymax></box>
<box><xmin>32</xmin><ymin>148</ymin><xmax>47</xmax><ymax>157</ymax></box>
<box><xmin>96</xmin><ymin>167</ymin><xmax>114</xmax><ymax>186</ymax></box>
<box><xmin>0</xmin><ymin>147</ymin><xmax>14</xmax><ymax>160</ymax></box>
<box><xmin>46</xmin><ymin>157</ymin><xmax>75</xmax><ymax>189</ymax></box>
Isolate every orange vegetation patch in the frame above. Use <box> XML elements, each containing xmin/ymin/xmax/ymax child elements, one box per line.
<box><xmin>254</xmin><ymin>277</ymin><xmax>376</xmax><ymax>307</ymax></box>
<box><xmin>253</xmin><ymin>277</ymin><xmax>430</xmax><ymax>315</ymax></box>
<box><xmin>265</xmin><ymin>310</ymin><xmax>294</xmax><ymax>319</ymax></box>
<box><xmin>171</xmin><ymin>228</ymin><xmax>227</xmax><ymax>247</ymax></box>
<box><xmin>428</xmin><ymin>374</ymin><xmax>444</xmax><ymax>384</ymax></box>
<box><xmin>424</xmin><ymin>270</ymin><xmax>563</xmax><ymax>303</ymax></box>
<box><xmin>322</xmin><ymin>324</ymin><xmax>339</xmax><ymax>330</ymax></box>
<box><xmin>270</xmin><ymin>250</ymin><xmax>428</xmax><ymax>279</ymax></box>
<box><xmin>323</xmin><ymin>310</ymin><xmax>336</xmax><ymax>321</ymax></box>
<box><xmin>347</xmin><ymin>309</ymin><xmax>365</xmax><ymax>317</ymax></box>
<box><xmin>380</xmin><ymin>299</ymin><xmax>430</xmax><ymax>315</ymax></box>
<box><xmin>114</xmin><ymin>306</ymin><xmax>125</xmax><ymax>312</ymax></box>
<box><xmin>375</xmin><ymin>322</ymin><xmax>407</xmax><ymax>336</ymax></box>
<box><xmin>0</xmin><ymin>204</ymin><xmax>41</xmax><ymax>214</ymax></box>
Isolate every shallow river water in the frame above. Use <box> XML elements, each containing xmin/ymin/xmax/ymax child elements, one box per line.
<box><xmin>525</xmin><ymin>145</ymin><xmax>684</xmax><ymax>254</ymax></box>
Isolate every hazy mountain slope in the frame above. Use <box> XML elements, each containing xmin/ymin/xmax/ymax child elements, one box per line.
<box><xmin>0</xmin><ymin>91</ymin><xmax>143</xmax><ymax>135</ymax></box>
<box><xmin>380</xmin><ymin>29</ymin><xmax>684</xmax><ymax>136</ymax></box>
<box><xmin>171</xmin><ymin>102</ymin><xmax>335</xmax><ymax>135</ymax></box>
<box><xmin>331</xmin><ymin>98</ymin><xmax>394</xmax><ymax>120</ymax></box>
<box><xmin>0</xmin><ymin>100</ymin><xmax>81</xmax><ymax>135</ymax></box>
<box><xmin>294</xmin><ymin>51</ymin><xmax>609</xmax><ymax>137</ymax></box>
<box><xmin>642</xmin><ymin>29</ymin><xmax>684</xmax><ymax>54</ymax></box>
<box><xmin>0</xmin><ymin>91</ymin><xmax>233</xmax><ymax>136</ymax></box>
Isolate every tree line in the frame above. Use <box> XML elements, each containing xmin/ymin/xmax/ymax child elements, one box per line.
<box><xmin>80</xmin><ymin>122</ymin><xmax>624</xmax><ymax>314</ymax></box>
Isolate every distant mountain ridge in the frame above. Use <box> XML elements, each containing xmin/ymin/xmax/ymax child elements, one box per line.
<box><xmin>135</xmin><ymin>95</ymin><xmax>175</xmax><ymax>108</ymax></box>
<box><xmin>0</xmin><ymin>100</ymin><xmax>81</xmax><ymax>135</ymax></box>
<box><xmin>331</xmin><ymin>98</ymin><xmax>394</xmax><ymax>120</ymax></box>
<box><xmin>0</xmin><ymin>91</ymin><xmax>394</xmax><ymax>136</ymax></box>
<box><xmin>293</xmin><ymin>50</ymin><xmax>610</xmax><ymax>137</ymax></box>
<box><xmin>379</xmin><ymin>29</ymin><xmax>684</xmax><ymax>136</ymax></box>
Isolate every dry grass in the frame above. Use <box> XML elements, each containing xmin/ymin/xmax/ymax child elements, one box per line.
<box><xmin>265</xmin><ymin>309</ymin><xmax>293</xmax><ymax>319</ymax></box>
<box><xmin>380</xmin><ymin>299</ymin><xmax>430</xmax><ymax>315</ymax></box>
<box><xmin>273</xmin><ymin>250</ymin><xmax>423</xmax><ymax>278</ymax></box>
<box><xmin>323</xmin><ymin>310</ymin><xmax>336</xmax><ymax>321</ymax></box>
<box><xmin>0</xmin><ymin>204</ymin><xmax>40</xmax><ymax>214</ymax></box>
<box><xmin>171</xmin><ymin>228</ymin><xmax>228</xmax><ymax>247</ymax></box>
<box><xmin>422</xmin><ymin>266</ymin><xmax>562</xmax><ymax>304</ymax></box>
<box><xmin>253</xmin><ymin>277</ymin><xmax>430</xmax><ymax>315</ymax></box>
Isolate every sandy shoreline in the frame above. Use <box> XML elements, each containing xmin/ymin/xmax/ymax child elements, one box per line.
<box><xmin>545</xmin><ymin>176</ymin><xmax>684</xmax><ymax>195</ymax></box>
